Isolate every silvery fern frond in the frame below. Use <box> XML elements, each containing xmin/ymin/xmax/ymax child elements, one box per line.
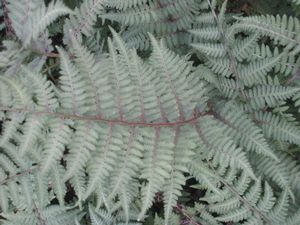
<box><xmin>1</xmin><ymin>1</ymin><xmax>300</xmax><ymax>224</ymax></box>
<box><xmin>7</xmin><ymin>0</ymin><xmax>72</xmax><ymax>46</ymax></box>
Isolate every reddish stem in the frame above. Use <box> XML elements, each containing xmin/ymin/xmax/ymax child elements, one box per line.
<box><xmin>0</xmin><ymin>166</ymin><xmax>37</xmax><ymax>186</ymax></box>
<box><xmin>176</xmin><ymin>204</ymin><xmax>202</xmax><ymax>225</ymax></box>
<box><xmin>0</xmin><ymin>106</ymin><xmax>211</xmax><ymax>128</ymax></box>
<box><xmin>2</xmin><ymin>0</ymin><xmax>14</xmax><ymax>37</ymax></box>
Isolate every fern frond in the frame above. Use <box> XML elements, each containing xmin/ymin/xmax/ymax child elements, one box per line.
<box><xmin>163</xmin><ymin>127</ymin><xmax>194</xmax><ymax>224</ymax></box>
<box><xmin>64</xmin><ymin>0</ymin><xmax>104</xmax><ymax>42</ymax></box>
<box><xmin>89</xmin><ymin>204</ymin><xmax>113</xmax><ymax>225</ymax></box>
<box><xmin>0</xmin><ymin>113</ymin><xmax>25</xmax><ymax>147</ymax></box>
<box><xmin>65</xmin><ymin>121</ymin><xmax>98</xmax><ymax>180</ymax></box>
<box><xmin>24</xmin><ymin>1</ymin><xmax>72</xmax><ymax>46</ymax></box>
<box><xmin>217</xmin><ymin>104</ymin><xmax>278</xmax><ymax>160</ymax></box>
<box><xmin>70</xmin><ymin>36</ymin><xmax>113</xmax><ymax>116</ymax></box>
<box><xmin>191</xmin><ymin>43</ymin><xmax>227</xmax><ymax>58</ymax></box>
<box><xmin>252</xmin><ymin>153</ymin><xmax>294</xmax><ymax>199</ymax></box>
<box><xmin>202</xmin><ymin>167</ymin><xmax>276</xmax><ymax>224</ymax></box>
<box><xmin>267</xmin><ymin>189</ymin><xmax>290</xmax><ymax>223</ymax></box>
<box><xmin>255</xmin><ymin>112</ymin><xmax>300</xmax><ymax>145</ymax></box>
<box><xmin>50</xmin><ymin>164</ymin><xmax>67</xmax><ymax>206</ymax></box>
<box><xmin>7</xmin><ymin>0</ymin><xmax>43</xmax><ymax>40</ymax></box>
<box><xmin>57</xmin><ymin>47</ymin><xmax>90</xmax><ymax>115</ymax></box>
<box><xmin>41</xmin><ymin>118</ymin><xmax>72</xmax><ymax>174</ymax></box>
<box><xmin>230</xmin><ymin>15</ymin><xmax>300</xmax><ymax>47</ymax></box>
<box><xmin>195</xmin><ymin>116</ymin><xmax>256</xmax><ymax>179</ymax></box>
<box><xmin>100</xmin><ymin>0</ymin><xmax>205</xmax><ymax>50</ymax></box>
<box><xmin>21</xmin><ymin>66</ymin><xmax>58</xmax><ymax>111</ymax></box>
<box><xmin>84</xmin><ymin>124</ymin><xmax>124</xmax><ymax>198</ymax></box>
<box><xmin>108</xmin><ymin>127</ymin><xmax>143</xmax><ymax>200</ymax></box>
<box><xmin>245</xmin><ymin>85</ymin><xmax>300</xmax><ymax>109</ymax></box>
<box><xmin>1</xmin><ymin>205</ymin><xmax>79</xmax><ymax>225</ymax></box>
<box><xmin>138</xmin><ymin>128</ymin><xmax>173</xmax><ymax>220</ymax></box>
<box><xmin>0</xmin><ymin>76</ymin><xmax>33</xmax><ymax>107</ymax></box>
<box><xmin>87</xmin><ymin>204</ymin><xmax>141</xmax><ymax>225</ymax></box>
<box><xmin>104</xmin><ymin>0</ymin><xmax>148</xmax><ymax>10</ymax></box>
<box><xmin>1</xmin><ymin>5</ymin><xmax>300</xmax><ymax>222</ymax></box>
<box><xmin>17</xmin><ymin>115</ymin><xmax>46</xmax><ymax>155</ymax></box>
<box><xmin>189</xmin><ymin>27</ymin><xmax>221</xmax><ymax>41</ymax></box>
<box><xmin>232</xmin><ymin>34</ymin><xmax>259</xmax><ymax>61</ymax></box>
<box><xmin>238</xmin><ymin>56</ymin><xmax>282</xmax><ymax>86</ymax></box>
<box><xmin>189</xmin><ymin>159</ymin><xmax>221</xmax><ymax>194</ymax></box>
<box><xmin>149</xmin><ymin>34</ymin><xmax>196</xmax><ymax>121</ymax></box>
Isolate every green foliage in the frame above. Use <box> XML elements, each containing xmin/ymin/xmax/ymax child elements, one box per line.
<box><xmin>0</xmin><ymin>0</ymin><xmax>300</xmax><ymax>225</ymax></box>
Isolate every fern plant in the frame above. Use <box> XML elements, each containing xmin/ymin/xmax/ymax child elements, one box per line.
<box><xmin>0</xmin><ymin>0</ymin><xmax>300</xmax><ymax>225</ymax></box>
